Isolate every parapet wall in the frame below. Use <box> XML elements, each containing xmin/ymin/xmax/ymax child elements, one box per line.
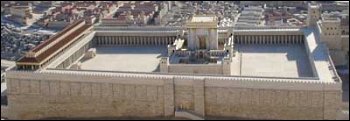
<box><xmin>168</xmin><ymin>64</ymin><xmax>223</xmax><ymax>75</ymax></box>
<box><xmin>5</xmin><ymin>70</ymin><xmax>342</xmax><ymax>120</ymax></box>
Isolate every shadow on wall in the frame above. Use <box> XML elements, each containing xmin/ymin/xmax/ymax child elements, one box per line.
<box><xmin>1</xmin><ymin>93</ymin><xmax>7</xmax><ymax>106</ymax></box>
<box><xmin>295</xmin><ymin>59</ymin><xmax>314</xmax><ymax>77</ymax></box>
<box><xmin>94</xmin><ymin>46</ymin><xmax>168</xmax><ymax>56</ymax></box>
<box><xmin>152</xmin><ymin>64</ymin><xmax>160</xmax><ymax>72</ymax></box>
<box><xmin>311</xmin><ymin>43</ymin><xmax>328</xmax><ymax>62</ymax></box>
<box><xmin>340</xmin><ymin>74</ymin><xmax>349</xmax><ymax>103</ymax></box>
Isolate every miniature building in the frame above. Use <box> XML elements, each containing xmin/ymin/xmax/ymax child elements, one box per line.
<box><xmin>160</xmin><ymin>15</ymin><xmax>233</xmax><ymax>75</ymax></box>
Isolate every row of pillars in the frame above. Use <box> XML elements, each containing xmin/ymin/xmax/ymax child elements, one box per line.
<box><xmin>17</xmin><ymin>65</ymin><xmax>40</xmax><ymax>70</ymax></box>
<box><xmin>94</xmin><ymin>36</ymin><xmax>176</xmax><ymax>46</ymax></box>
<box><xmin>57</xmin><ymin>42</ymin><xmax>90</xmax><ymax>69</ymax></box>
<box><xmin>234</xmin><ymin>35</ymin><xmax>305</xmax><ymax>45</ymax></box>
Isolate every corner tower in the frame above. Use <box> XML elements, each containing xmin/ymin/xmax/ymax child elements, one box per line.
<box><xmin>307</xmin><ymin>3</ymin><xmax>321</xmax><ymax>27</ymax></box>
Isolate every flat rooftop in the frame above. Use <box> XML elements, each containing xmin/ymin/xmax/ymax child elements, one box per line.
<box><xmin>80</xmin><ymin>46</ymin><xmax>167</xmax><ymax>72</ymax></box>
<box><xmin>191</xmin><ymin>16</ymin><xmax>216</xmax><ymax>23</ymax></box>
<box><xmin>232</xmin><ymin>44</ymin><xmax>314</xmax><ymax>78</ymax></box>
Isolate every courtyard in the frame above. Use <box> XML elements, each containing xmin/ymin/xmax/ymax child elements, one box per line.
<box><xmin>80</xmin><ymin>46</ymin><xmax>167</xmax><ymax>72</ymax></box>
<box><xmin>232</xmin><ymin>44</ymin><xmax>314</xmax><ymax>78</ymax></box>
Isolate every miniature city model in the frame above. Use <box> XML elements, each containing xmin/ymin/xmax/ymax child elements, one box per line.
<box><xmin>4</xmin><ymin>4</ymin><xmax>343</xmax><ymax>120</ymax></box>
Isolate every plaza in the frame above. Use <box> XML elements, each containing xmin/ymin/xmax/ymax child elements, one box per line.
<box><xmin>80</xmin><ymin>46</ymin><xmax>167</xmax><ymax>72</ymax></box>
<box><xmin>234</xmin><ymin>44</ymin><xmax>313</xmax><ymax>78</ymax></box>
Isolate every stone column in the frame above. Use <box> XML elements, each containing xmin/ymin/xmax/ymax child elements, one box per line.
<box><xmin>136</xmin><ymin>36</ymin><xmax>139</xmax><ymax>45</ymax></box>
<box><xmin>124</xmin><ymin>36</ymin><xmax>127</xmax><ymax>45</ymax></box>
<box><xmin>146</xmin><ymin>36</ymin><xmax>148</xmax><ymax>45</ymax></box>
<box><xmin>134</xmin><ymin>36</ymin><xmax>136</xmax><ymax>45</ymax></box>
<box><xmin>116</xmin><ymin>36</ymin><xmax>119</xmax><ymax>45</ymax></box>
<box><xmin>194</xmin><ymin>78</ymin><xmax>205</xmax><ymax>117</ymax></box>
<box><xmin>149</xmin><ymin>36</ymin><xmax>152</xmax><ymax>45</ymax></box>
<box><xmin>296</xmin><ymin>35</ymin><xmax>299</xmax><ymax>44</ymax></box>
<box><xmin>107</xmin><ymin>36</ymin><xmax>109</xmax><ymax>45</ymax></box>
<box><xmin>242</xmin><ymin>35</ymin><xmax>244</xmax><ymax>44</ymax></box>
<box><xmin>105</xmin><ymin>36</ymin><xmax>108</xmax><ymax>45</ymax></box>
<box><xmin>167</xmin><ymin>37</ymin><xmax>170</xmax><ymax>45</ymax></box>
<box><xmin>96</xmin><ymin>37</ymin><xmax>99</xmax><ymax>45</ymax></box>
<box><xmin>272</xmin><ymin>35</ymin><xmax>274</xmax><ymax>44</ymax></box>
<box><xmin>289</xmin><ymin>35</ymin><xmax>292</xmax><ymax>44</ymax></box>
<box><xmin>128</xmin><ymin>36</ymin><xmax>131</xmax><ymax>45</ymax></box>
<box><xmin>275</xmin><ymin>35</ymin><xmax>278</xmax><ymax>44</ymax></box>
<box><xmin>289</xmin><ymin>35</ymin><xmax>293</xmax><ymax>44</ymax></box>
<box><xmin>130</xmin><ymin>36</ymin><xmax>133</xmax><ymax>45</ymax></box>
<box><xmin>300</xmin><ymin>35</ymin><xmax>303</xmax><ymax>44</ymax></box>
<box><xmin>164</xmin><ymin>78</ymin><xmax>175</xmax><ymax>116</ymax></box>
<box><xmin>139</xmin><ymin>37</ymin><xmax>142</xmax><ymax>45</ymax></box>
<box><xmin>117</xmin><ymin>36</ymin><xmax>122</xmax><ymax>45</ymax></box>
<box><xmin>106</xmin><ymin>36</ymin><xmax>108</xmax><ymax>45</ymax></box>
<box><xmin>109</xmin><ymin>36</ymin><xmax>112</xmax><ymax>45</ymax></box>
<box><xmin>120</xmin><ymin>36</ymin><xmax>126</xmax><ymax>45</ymax></box>
<box><xmin>101</xmin><ymin>36</ymin><xmax>104</xmax><ymax>45</ymax></box>
<box><xmin>120</xmin><ymin>36</ymin><xmax>123</xmax><ymax>45</ymax></box>
<box><xmin>297</xmin><ymin>35</ymin><xmax>300</xmax><ymax>44</ymax></box>
<box><xmin>111</xmin><ymin>36</ymin><xmax>114</xmax><ymax>45</ymax></box>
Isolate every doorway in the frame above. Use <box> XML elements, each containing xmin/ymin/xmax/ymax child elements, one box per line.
<box><xmin>198</xmin><ymin>36</ymin><xmax>206</xmax><ymax>49</ymax></box>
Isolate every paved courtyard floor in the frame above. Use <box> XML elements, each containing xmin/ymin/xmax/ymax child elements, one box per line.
<box><xmin>80</xmin><ymin>46</ymin><xmax>167</xmax><ymax>72</ymax></box>
<box><xmin>232</xmin><ymin>44</ymin><xmax>314</xmax><ymax>78</ymax></box>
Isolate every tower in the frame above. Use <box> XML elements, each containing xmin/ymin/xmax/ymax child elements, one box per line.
<box><xmin>307</xmin><ymin>3</ymin><xmax>321</xmax><ymax>27</ymax></box>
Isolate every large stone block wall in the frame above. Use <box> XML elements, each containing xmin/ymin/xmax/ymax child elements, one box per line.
<box><xmin>7</xmin><ymin>79</ymin><xmax>165</xmax><ymax>120</ymax></box>
<box><xmin>1</xmin><ymin>106</ymin><xmax>8</xmax><ymax>118</ymax></box>
<box><xmin>205</xmin><ymin>87</ymin><xmax>329</xmax><ymax>119</ymax></box>
<box><xmin>5</xmin><ymin>71</ymin><xmax>342</xmax><ymax>120</ymax></box>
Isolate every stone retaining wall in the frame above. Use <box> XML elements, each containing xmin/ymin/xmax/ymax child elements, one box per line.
<box><xmin>5</xmin><ymin>70</ymin><xmax>342</xmax><ymax>120</ymax></box>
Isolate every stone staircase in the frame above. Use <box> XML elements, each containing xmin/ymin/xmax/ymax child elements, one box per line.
<box><xmin>175</xmin><ymin>109</ymin><xmax>204</xmax><ymax>120</ymax></box>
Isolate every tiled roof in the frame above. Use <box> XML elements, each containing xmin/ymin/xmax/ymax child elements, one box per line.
<box><xmin>18</xmin><ymin>20</ymin><xmax>90</xmax><ymax>64</ymax></box>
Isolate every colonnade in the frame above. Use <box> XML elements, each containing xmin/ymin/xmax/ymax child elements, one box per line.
<box><xmin>234</xmin><ymin>35</ymin><xmax>305</xmax><ymax>44</ymax></box>
<box><xmin>94</xmin><ymin>36</ymin><xmax>177</xmax><ymax>46</ymax></box>
<box><xmin>56</xmin><ymin>42</ymin><xmax>91</xmax><ymax>69</ymax></box>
